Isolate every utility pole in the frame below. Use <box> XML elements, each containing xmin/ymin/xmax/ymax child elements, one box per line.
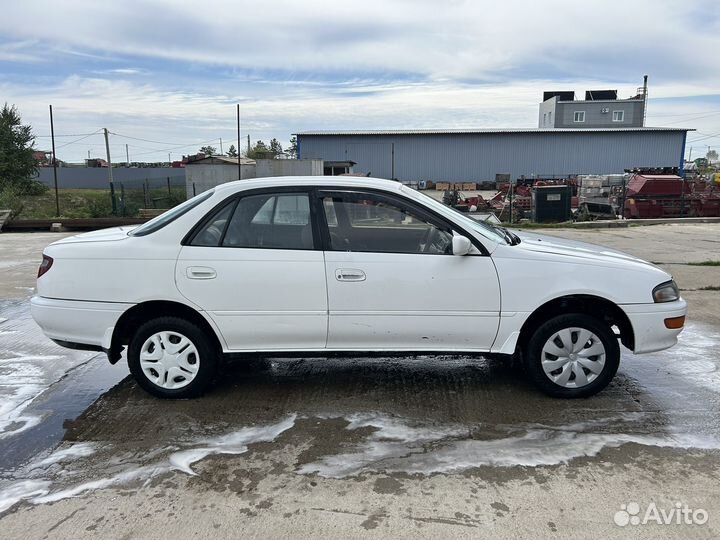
<box><xmin>103</xmin><ymin>128</ymin><xmax>116</xmax><ymax>215</ymax></box>
<box><xmin>219</xmin><ymin>137</ymin><xmax>223</xmax><ymax>155</ymax></box>
<box><xmin>87</xmin><ymin>149</ymin><xmax>90</xmax><ymax>161</ymax></box>
<box><xmin>247</xmin><ymin>134</ymin><xmax>251</xmax><ymax>155</ymax></box>
<box><xmin>168</xmin><ymin>153</ymin><xmax>172</xmax><ymax>164</ymax></box>
<box><xmin>49</xmin><ymin>105</ymin><xmax>60</xmax><ymax>217</ymax></box>
<box><xmin>642</xmin><ymin>74</ymin><xmax>648</xmax><ymax>127</ymax></box>
<box><xmin>125</xmin><ymin>143</ymin><xmax>130</xmax><ymax>166</ymax></box>
<box><xmin>509</xmin><ymin>182</ymin><xmax>514</xmax><ymax>224</ymax></box>
<box><xmin>236</xmin><ymin>104</ymin><xmax>242</xmax><ymax>180</ymax></box>
<box><xmin>391</xmin><ymin>143</ymin><xmax>395</xmax><ymax>180</ymax></box>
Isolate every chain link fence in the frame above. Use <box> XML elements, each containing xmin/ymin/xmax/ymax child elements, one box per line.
<box><xmin>110</xmin><ymin>176</ymin><xmax>186</xmax><ymax>217</ymax></box>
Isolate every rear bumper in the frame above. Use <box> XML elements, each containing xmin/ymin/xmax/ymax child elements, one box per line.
<box><xmin>31</xmin><ymin>296</ymin><xmax>133</xmax><ymax>350</ymax></box>
<box><xmin>621</xmin><ymin>299</ymin><xmax>688</xmax><ymax>354</ymax></box>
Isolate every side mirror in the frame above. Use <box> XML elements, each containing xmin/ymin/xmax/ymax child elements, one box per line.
<box><xmin>452</xmin><ymin>235</ymin><xmax>472</xmax><ymax>256</ymax></box>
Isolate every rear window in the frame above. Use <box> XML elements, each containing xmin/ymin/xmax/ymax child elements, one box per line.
<box><xmin>129</xmin><ymin>190</ymin><xmax>215</xmax><ymax>237</ymax></box>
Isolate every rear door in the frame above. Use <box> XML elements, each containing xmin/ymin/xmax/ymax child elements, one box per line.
<box><xmin>175</xmin><ymin>189</ymin><xmax>328</xmax><ymax>351</ymax></box>
<box><xmin>318</xmin><ymin>189</ymin><xmax>501</xmax><ymax>351</ymax></box>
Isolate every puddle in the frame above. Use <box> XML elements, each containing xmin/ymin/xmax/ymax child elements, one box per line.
<box><xmin>645</xmin><ymin>322</ymin><xmax>720</xmax><ymax>394</ymax></box>
<box><xmin>298</xmin><ymin>412</ymin><xmax>720</xmax><ymax>477</ymax></box>
<box><xmin>1</xmin><ymin>298</ymin><xmax>719</xmax><ymax>515</ymax></box>
<box><xmin>0</xmin><ymin>300</ymin><xmax>100</xmax><ymax>441</ymax></box>
<box><xmin>1</xmin><ymin>407</ymin><xmax>719</xmax><ymax>514</ymax></box>
<box><xmin>0</xmin><ymin>359</ymin><xmax>125</xmax><ymax>473</ymax></box>
<box><xmin>0</xmin><ymin>299</ymin><xmax>126</xmax><ymax>470</ymax></box>
<box><xmin>0</xmin><ymin>415</ymin><xmax>297</xmax><ymax>513</ymax></box>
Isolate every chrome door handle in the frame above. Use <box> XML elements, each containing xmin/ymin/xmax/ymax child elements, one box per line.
<box><xmin>187</xmin><ymin>266</ymin><xmax>217</xmax><ymax>279</ymax></box>
<box><xmin>335</xmin><ymin>268</ymin><xmax>366</xmax><ymax>282</ymax></box>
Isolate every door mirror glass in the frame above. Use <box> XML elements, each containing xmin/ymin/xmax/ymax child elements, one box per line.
<box><xmin>452</xmin><ymin>235</ymin><xmax>472</xmax><ymax>256</ymax></box>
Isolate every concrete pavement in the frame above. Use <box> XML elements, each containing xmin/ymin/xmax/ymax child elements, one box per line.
<box><xmin>0</xmin><ymin>225</ymin><xmax>718</xmax><ymax>539</ymax></box>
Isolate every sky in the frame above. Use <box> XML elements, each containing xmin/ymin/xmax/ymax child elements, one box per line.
<box><xmin>1</xmin><ymin>0</ymin><xmax>719</xmax><ymax>163</ymax></box>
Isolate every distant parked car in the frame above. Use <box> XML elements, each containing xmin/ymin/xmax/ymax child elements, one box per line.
<box><xmin>32</xmin><ymin>177</ymin><xmax>686</xmax><ymax>399</ymax></box>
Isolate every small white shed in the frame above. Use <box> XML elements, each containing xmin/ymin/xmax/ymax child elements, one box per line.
<box><xmin>185</xmin><ymin>157</ymin><xmax>325</xmax><ymax>198</ymax></box>
<box><xmin>185</xmin><ymin>156</ymin><xmax>257</xmax><ymax>198</ymax></box>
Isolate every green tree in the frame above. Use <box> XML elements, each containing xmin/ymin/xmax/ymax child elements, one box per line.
<box><xmin>287</xmin><ymin>135</ymin><xmax>298</xmax><ymax>158</ymax></box>
<box><xmin>694</xmin><ymin>157</ymin><xmax>709</xmax><ymax>169</ymax></box>
<box><xmin>227</xmin><ymin>144</ymin><xmax>238</xmax><ymax>158</ymax></box>
<box><xmin>246</xmin><ymin>140</ymin><xmax>274</xmax><ymax>160</ymax></box>
<box><xmin>199</xmin><ymin>145</ymin><xmax>217</xmax><ymax>156</ymax></box>
<box><xmin>269</xmin><ymin>138</ymin><xmax>283</xmax><ymax>158</ymax></box>
<box><xmin>0</xmin><ymin>103</ymin><xmax>42</xmax><ymax>194</ymax></box>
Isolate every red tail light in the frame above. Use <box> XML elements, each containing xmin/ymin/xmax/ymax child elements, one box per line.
<box><xmin>38</xmin><ymin>254</ymin><xmax>54</xmax><ymax>278</ymax></box>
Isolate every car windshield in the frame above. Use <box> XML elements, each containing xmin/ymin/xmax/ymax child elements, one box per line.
<box><xmin>410</xmin><ymin>189</ymin><xmax>509</xmax><ymax>244</ymax></box>
<box><xmin>129</xmin><ymin>190</ymin><xmax>215</xmax><ymax>237</ymax></box>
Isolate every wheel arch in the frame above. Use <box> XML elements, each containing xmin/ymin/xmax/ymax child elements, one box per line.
<box><xmin>108</xmin><ymin>300</ymin><xmax>223</xmax><ymax>364</ymax></box>
<box><xmin>517</xmin><ymin>294</ymin><xmax>635</xmax><ymax>353</ymax></box>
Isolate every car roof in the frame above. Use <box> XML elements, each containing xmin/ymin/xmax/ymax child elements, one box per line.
<box><xmin>214</xmin><ymin>176</ymin><xmax>405</xmax><ymax>194</ymax></box>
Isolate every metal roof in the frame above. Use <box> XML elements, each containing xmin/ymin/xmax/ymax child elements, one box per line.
<box><xmin>296</xmin><ymin>127</ymin><xmax>693</xmax><ymax>136</ymax></box>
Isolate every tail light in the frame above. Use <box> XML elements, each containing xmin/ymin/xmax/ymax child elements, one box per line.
<box><xmin>38</xmin><ymin>254</ymin><xmax>54</xmax><ymax>278</ymax></box>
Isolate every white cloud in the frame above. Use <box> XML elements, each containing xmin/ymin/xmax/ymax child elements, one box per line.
<box><xmin>1</xmin><ymin>0</ymin><xmax>718</xmax><ymax>160</ymax></box>
<box><xmin>0</xmin><ymin>40</ymin><xmax>42</xmax><ymax>62</ymax></box>
<box><xmin>5</xmin><ymin>74</ymin><xmax>716</xmax><ymax>162</ymax></box>
<box><xmin>2</xmin><ymin>0</ymin><xmax>718</xmax><ymax>82</ymax></box>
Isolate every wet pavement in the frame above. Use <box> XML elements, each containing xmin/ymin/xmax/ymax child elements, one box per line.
<box><xmin>0</xmin><ymin>228</ymin><xmax>719</xmax><ymax>538</ymax></box>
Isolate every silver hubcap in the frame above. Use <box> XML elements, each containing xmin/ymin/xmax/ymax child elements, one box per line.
<box><xmin>140</xmin><ymin>331</ymin><xmax>200</xmax><ymax>390</ymax></box>
<box><xmin>541</xmin><ymin>327</ymin><xmax>606</xmax><ymax>388</ymax></box>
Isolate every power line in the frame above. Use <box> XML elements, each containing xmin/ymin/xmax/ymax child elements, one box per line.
<box><xmin>108</xmin><ymin>131</ymin><xmax>193</xmax><ymax>145</ymax></box>
<box><xmin>109</xmin><ymin>131</ymin><xmax>225</xmax><ymax>148</ymax></box>
<box><xmin>42</xmin><ymin>127</ymin><xmax>243</xmax><ymax>159</ymax></box>
<box><xmin>658</xmin><ymin>111</ymin><xmax>720</xmax><ymax>126</ymax></box>
<box><xmin>129</xmin><ymin>137</ymin><xmax>225</xmax><ymax>157</ymax></box>
<box><xmin>650</xmin><ymin>109</ymin><xmax>720</xmax><ymax>118</ymax></box>
<box><xmin>687</xmin><ymin>131</ymin><xmax>720</xmax><ymax>143</ymax></box>
<box><xmin>35</xmin><ymin>132</ymin><xmax>100</xmax><ymax>138</ymax></box>
<box><xmin>55</xmin><ymin>130</ymin><xmax>104</xmax><ymax>149</ymax></box>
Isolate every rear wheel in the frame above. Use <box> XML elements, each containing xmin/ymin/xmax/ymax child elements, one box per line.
<box><xmin>523</xmin><ymin>313</ymin><xmax>620</xmax><ymax>398</ymax></box>
<box><xmin>127</xmin><ymin>316</ymin><xmax>218</xmax><ymax>398</ymax></box>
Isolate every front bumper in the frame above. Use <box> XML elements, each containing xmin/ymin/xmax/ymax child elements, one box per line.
<box><xmin>31</xmin><ymin>296</ymin><xmax>133</xmax><ymax>350</ymax></box>
<box><xmin>621</xmin><ymin>298</ymin><xmax>688</xmax><ymax>354</ymax></box>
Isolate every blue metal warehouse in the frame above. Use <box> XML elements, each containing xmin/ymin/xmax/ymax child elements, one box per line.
<box><xmin>296</xmin><ymin>128</ymin><xmax>690</xmax><ymax>182</ymax></box>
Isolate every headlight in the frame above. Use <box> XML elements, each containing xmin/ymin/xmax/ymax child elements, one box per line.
<box><xmin>653</xmin><ymin>280</ymin><xmax>679</xmax><ymax>303</ymax></box>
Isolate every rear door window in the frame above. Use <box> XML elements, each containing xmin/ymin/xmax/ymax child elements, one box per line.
<box><xmin>190</xmin><ymin>192</ymin><xmax>314</xmax><ymax>250</ymax></box>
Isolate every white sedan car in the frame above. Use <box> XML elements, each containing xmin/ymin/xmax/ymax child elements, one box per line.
<box><xmin>32</xmin><ymin>177</ymin><xmax>687</xmax><ymax>399</ymax></box>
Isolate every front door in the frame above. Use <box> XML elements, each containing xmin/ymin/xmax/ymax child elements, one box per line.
<box><xmin>176</xmin><ymin>190</ymin><xmax>328</xmax><ymax>351</ymax></box>
<box><xmin>319</xmin><ymin>190</ymin><xmax>501</xmax><ymax>351</ymax></box>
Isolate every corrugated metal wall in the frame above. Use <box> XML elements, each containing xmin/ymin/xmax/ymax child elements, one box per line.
<box><xmin>35</xmin><ymin>166</ymin><xmax>185</xmax><ymax>189</ymax></box>
<box><xmin>297</xmin><ymin>131</ymin><xmax>686</xmax><ymax>182</ymax></box>
<box><xmin>185</xmin><ymin>163</ymin><xmax>256</xmax><ymax>198</ymax></box>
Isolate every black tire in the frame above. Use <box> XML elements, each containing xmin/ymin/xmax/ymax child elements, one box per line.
<box><xmin>523</xmin><ymin>313</ymin><xmax>620</xmax><ymax>398</ymax></box>
<box><xmin>127</xmin><ymin>316</ymin><xmax>219</xmax><ymax>399</ymax></box>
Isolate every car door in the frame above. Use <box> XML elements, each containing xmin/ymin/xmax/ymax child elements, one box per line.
<box><xmin>318</xmin><ymin>189</ymin><xmax>501</xmax><ymax>351</ymax></box>
<box><xmin>175</xmin><ymin>189</ymin><xmax>328</xmax><ymax>351</ymax></box>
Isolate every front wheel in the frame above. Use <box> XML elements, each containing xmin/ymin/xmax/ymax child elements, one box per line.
<box><xmin>127</xmin><ymin>316</ymin><xmax>218</xmax><ymax>399</ymax></box>
<box><xmin>523</xmin><ymin>313</ymin><xmax>620</xmax><ymax>398</ymax></box>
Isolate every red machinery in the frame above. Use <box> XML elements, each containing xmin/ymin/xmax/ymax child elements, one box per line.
<box><xmin>441</xmin><ymin>190</ymin><xmax>491</xmax><ymax>212</ymax></box>
<box><xmin>623</xmin><ymin>173</ymin><xmax>720</xmax><ymax>218</ymax></box>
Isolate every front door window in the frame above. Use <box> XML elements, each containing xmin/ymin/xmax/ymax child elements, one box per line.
<box><xmin>321</xmin><ymin>193</ymin><xmax>453</xmax><ymax>255</ymax></box>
